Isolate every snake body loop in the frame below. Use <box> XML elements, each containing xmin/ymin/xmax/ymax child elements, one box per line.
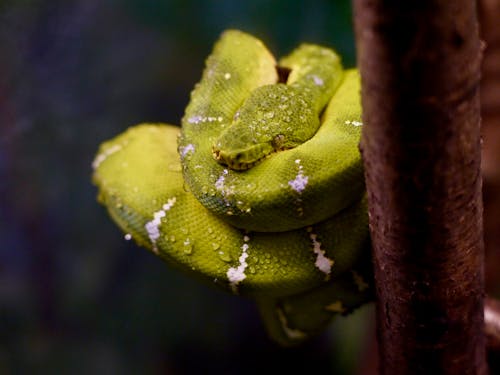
<box><xmin>211</xmin><ymin>43</ymin><xmax>343</xmax><ymax>170</ymax></box>
<box><xmin>179</xmin><ymin>30</ymin><xmax>365</xmax><ymax>232</ymax></box>
<box><xmin>92</xmin><ymin>30</ymin><xmax>371</xmax><ymax>345</ymax></box>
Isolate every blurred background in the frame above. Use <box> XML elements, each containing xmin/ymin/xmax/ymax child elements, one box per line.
<box><xmin>1</xmin><ymin>0</ymin><xmax>499</xmax><ymax>374</ymax></box>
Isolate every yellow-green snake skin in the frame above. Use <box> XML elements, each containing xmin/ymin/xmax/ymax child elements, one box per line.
<box><xmin>92</xmin><ymin>30</ymin><xmax>372</xmax><ymax>345</ymax></box>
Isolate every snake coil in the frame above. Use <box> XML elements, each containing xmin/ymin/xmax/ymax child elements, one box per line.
<box><xmin>92</xmin><ymin>30</ymin><xmax>372</xmax><ymax>345</ymax></box>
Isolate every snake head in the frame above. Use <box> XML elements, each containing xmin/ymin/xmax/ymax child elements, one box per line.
<box><xmin>212</xmin><ymin>84</ymin><xmax>319</xmax><ymax>170</ymax></box>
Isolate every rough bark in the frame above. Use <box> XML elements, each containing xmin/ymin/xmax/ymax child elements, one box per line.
<box><xmin>353</xmin><ymin>1</ymin><xmax>487</xmax><ymax>374</ymax></box>
<box><xmin>479</xmin><ymin>0</ymin><xmax>500</xmax><ymax>184</ymax></box>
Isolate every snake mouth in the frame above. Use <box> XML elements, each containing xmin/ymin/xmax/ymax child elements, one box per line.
<box><xmin>212</xmin><ymin>147</ymin><xmax>264</xmax><ymax>170</ymax></box>
<box><xmin>212</xmin><ymin>135</ymin><xmax>288</xmax><ymax>171</ymax></box>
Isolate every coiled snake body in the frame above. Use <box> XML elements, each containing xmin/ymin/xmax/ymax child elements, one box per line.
<box><xmin>93</xmin><ymin>30</ymin><xmax>371</xmax><ymax>345</ymax></box>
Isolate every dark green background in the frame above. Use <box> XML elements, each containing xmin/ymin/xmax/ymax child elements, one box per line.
<box><xmin>0</xmin><ymin>1</ymin><xmax>375</xmax><ymax>373</ymax></box>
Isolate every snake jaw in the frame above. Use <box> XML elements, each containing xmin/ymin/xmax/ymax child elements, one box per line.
<box><xmin>212</xmin><ymin>146</ymin><xmax>264</xmax><ymax>170</ymax></box>
<box><xmin>212</xmin><ymin>135</ymin><xmax>289</xmax><ymax>170</ymax></box>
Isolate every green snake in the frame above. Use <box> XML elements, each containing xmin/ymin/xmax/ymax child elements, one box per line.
<box><xmin>92</xmin><ymin>30</ymin><xmax>372</xmax><ymax>345</ymax></box>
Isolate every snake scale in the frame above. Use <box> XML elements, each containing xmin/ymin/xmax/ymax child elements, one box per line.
<box><xmin>92</xmin><ymin>30</ymin><xmax>372</xmax><ymax>345</ymax></box>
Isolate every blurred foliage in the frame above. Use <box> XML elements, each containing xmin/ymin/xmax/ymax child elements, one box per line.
<box><xmin>0</xmin><ymin>0</ymin><xmax>376</xmax><ymax>373</ymax></box>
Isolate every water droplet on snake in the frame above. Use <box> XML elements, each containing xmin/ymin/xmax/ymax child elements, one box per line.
<box><xmin>183</xmin><ymin>244</ymin><xmax>194</xmax><ymax>255</ymax></box>
<box><xmin>182</xmin><ymin>238</ymin><xmax>193</xmax><ymax>254</ymax></box>
<box><xmin>217</xmin><ymin>251</ymin><xmax>232</xmax><ymax>262</ymax></box>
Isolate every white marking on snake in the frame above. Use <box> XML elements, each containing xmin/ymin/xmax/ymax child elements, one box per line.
<box><xmin>215</xmin><ymin>169</ymin><xmax>228</xmax><ymax>191</ymax></box>
<box><xmin>311</xmin><ymin>75</ymin><xmax>324</xmax><ymax>86</ymax></box>
<box><xmin>277</xmin><ymin>307</ymin><xmax>307</xmax><ymax>340</ymax></box>
<box><xmin>145</xmin><ymin>197</ymin><xmax>177</xmax><ymax>253</ymax></box>
<box><xmin>92</xmin><ymin>144</ymin><xmax>122</xmax><ymax>169</ymax></box>
<box><xmin>179</xmin><ymin>143</ymin><xmax>195</xmax><ymax>159</ymax></box>
<box><xmin>215</xmin><ymin>170</ymin><xmax>236</xmax><ymax>211</ymax></box>
<box><xmin>124</xmin><ymin>233</ymin><xmax>132</xmax><ymax>241</ymax></box>
<box><xmin>227</xmin><ymin>238</ymin><xmax>250</xmax><ymax>293</ymax></box>
<box><xmin>188</xmin><ymin>115</ymin><xmax>203</xmax><ymax>124</ymax></box>
<box><xmin>288</xmin><ymin>159</ymin><xmax>309</xmax><ymax>193</ymax></box>
<box><xmin>345</xmin><ymin>120</ymin><xmax>363</xmax><ymax>127</ymax></box>
<box><xmin>188</xmin><ymin>115</ymin><xmax>224</xmax><ymax>125</ymax></box>
<box><xmin>307</xmin><ymin>227</ymin><xmax>333</xmax><ymax>278</ymax></box>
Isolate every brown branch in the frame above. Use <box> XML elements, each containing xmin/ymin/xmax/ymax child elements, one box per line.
<box><xmin>479</xmin><ymin>0</ymin><xmax>500</xmax><ymax>297</ymax></box>
<box><xmin>353</xmin><ymin>1</ymin><xmax>487</xmax><ymax>374</ymax></box>
<box><xmin>478</xmin><ymin>0</ymin><xmax>500</xmax><ymax>183</ymax></box>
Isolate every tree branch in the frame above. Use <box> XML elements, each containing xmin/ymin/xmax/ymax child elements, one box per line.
<box><xmin>479</xmin><ymin>0</ymin><xmax>500</xmax><ymax>300</ymax></box>
<box><xmin>478</xmin><ymin>0</ymin><xmax>500</xmax><ymax>183</ymax></box>
<box><xmin>353</xmin><ymin>1</ymin><xmax>487</xmax><ymax>373</ymax></box>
